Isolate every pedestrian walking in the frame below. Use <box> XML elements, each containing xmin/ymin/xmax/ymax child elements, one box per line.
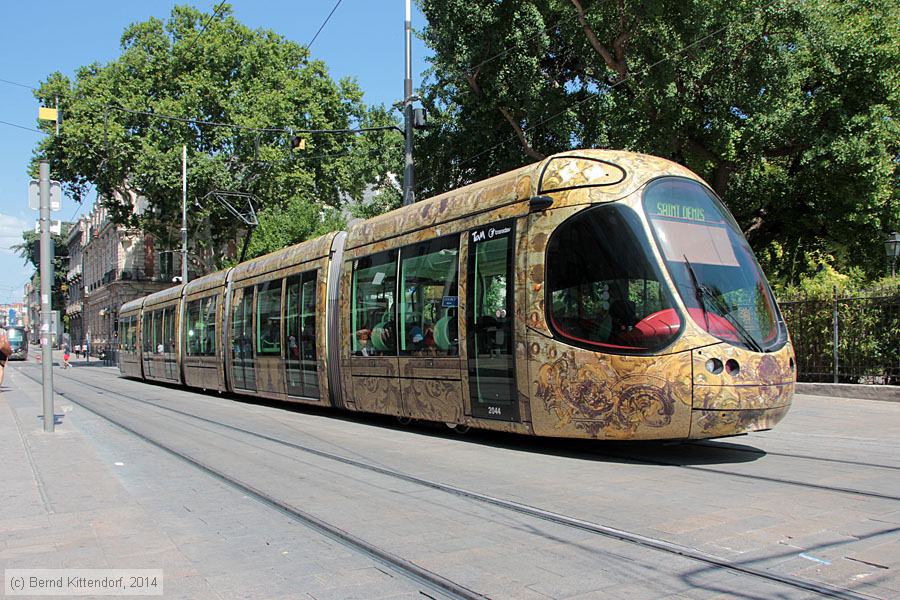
<box><xmin>63</xmin><ymin>342</ymin><xmax>71</xmax><ymax>369</ymax></box>
<box><xmin>0</xmin><ymin>327</ymin><xmax>10</xmax><ymax>388</ymax></box>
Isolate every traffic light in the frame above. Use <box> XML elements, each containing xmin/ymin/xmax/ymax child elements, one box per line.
<box><xmin>290</xmin><ymin>136</ymin><xmax>306</xmax><ymax>151</ymax></box>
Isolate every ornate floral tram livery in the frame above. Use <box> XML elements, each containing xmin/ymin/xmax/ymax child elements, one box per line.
<box><xmin>119</xmin><ymin>149</ymin><xmax>795</xmax><ymax>440</ymax></box>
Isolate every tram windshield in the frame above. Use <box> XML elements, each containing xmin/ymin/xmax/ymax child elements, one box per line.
<box><xmin>6</xmin><ymin>327</ymin><xmax>25</xmax><ymax>348</ymax></box>
<box><xmin>643</xmin><ymin>177</ymin><xmax>786</xmax><ymax>352</ymax></box>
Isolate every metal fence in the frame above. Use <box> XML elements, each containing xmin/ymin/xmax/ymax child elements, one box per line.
<box><xmin>778</xmin><ymin>285</ymin><xmax>900</xmax><ymax>384</ymax></box>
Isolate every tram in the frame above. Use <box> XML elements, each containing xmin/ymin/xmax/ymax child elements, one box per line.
<box><xmin>118</xmin><ymin>149</ymin><xmax>795</xmax><ymax>440</ymax></box>
<box><xmin>5</xmin><ymin>326</ymin><xmax>28</xmax><ymax>360</ymax></box>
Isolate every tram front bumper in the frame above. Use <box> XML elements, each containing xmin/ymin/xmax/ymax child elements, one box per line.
<box><xmin>689</xmin><ymin>384</ymin><xmax>793</xmax><ymax>439</ymax></box>
<box><xmin>688</xmin><ymin>346</ymin><xmax>795</xmax><ymax>439</ymax></box>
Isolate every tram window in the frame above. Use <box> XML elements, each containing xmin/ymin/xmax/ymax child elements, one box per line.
<box><xmin>186</xmin><ymin>297</ymin><xmax>217</xmax><ymax>357</ymax></box>
<box><xmin>286</xmin><ymin>276</ymin><xmax>300</xmax><ymax>359</ymax></box>
<box><xmin>163</xmin><ymin>307</ymin><xmax>176</xmax><ymax>353</ymax></box>
<box><xmin>286</xmin><ymin>270</ymin><xmax>320</xmax><ymax>397</ymax></box>
<box><xmin>118</xmin><ymin>318</ymin><xmax>127</xmax><ymax>351</ymax></box>
<box><xmin>143</xmin><ymin>314</ymin><xmax>152</xmax><ymax>353</ymax></box>
<box><xmin>185</xmin><ymin>300</ymin><xmax>202</xmax><ymax>356</ymax></box>
<box><xmin>256</xmin><ymin>280</ymin><xmax>282</xmax><ymax>355</ymax></box>
<box><xmin>128</xmin><ymin>317</ymin><xmax>136</xmax><ymax>352</ymax></box>
<box><xmin>643</xmin><ymin>177</ymin><xmax>784</xmax><ymax>350</ymax></box>
<box><xmin>546</xmin><ymin>204</ymin><xmax>681</xmax><ymax>352</ymax></box>
<box><xmin>352</xmin><ymin>250</ymin><xmax>398</xmax><ymax>356</ymax></box>
<box><xmin>202</xmin><ymin>296</ymin><xmax>217</xmax><ymax>356</ymax></box>
<box><xmin>399</xmin><ymin>236</ymin><xmax>459</xmax><ymax>356</ymax></box>
<box><xmin>300</xmin><ymin>273</ymin><xmax>317</xmax><ymax>363</ymax></box>
<box><xmin>232</xmin><ymin>289</ymin><xmax>253</xmax><ymax>361</ymax></box>
<box><xmin>153</xmin><ymin>310</ymin><xmax>164</xmax><ymax>353</ymax></box>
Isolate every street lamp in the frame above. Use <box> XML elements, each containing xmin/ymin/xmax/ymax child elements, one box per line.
<box><xmin>885</xmin><ymin>231</ymin><xmax>900</xmax><ymax>277</ymax></box>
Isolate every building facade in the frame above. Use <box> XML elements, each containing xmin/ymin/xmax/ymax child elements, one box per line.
<box><xmin>77</xmin><ymin>193</ymin><xmax>172</xmax><ymax>355</ymax></box>
<box><xmin>0</xmin><ymin>302</ymin><xmax>26</xmax><ymax>328</ymax></box>
<box><xmin>65</xmin><ymin>218</ymin><xmax>87</xmax><ymax>349</ymax></box>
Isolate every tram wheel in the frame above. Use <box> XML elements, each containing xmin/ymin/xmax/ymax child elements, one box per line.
<box><xmin>445</xmin><ymin>422</ymin><xmax>470</xmax><ymax>435</ymax></box>
<box><xmin>397</xmin><ymin>416</ymin><xmax>412</xmax><ymax>425</ymax></box>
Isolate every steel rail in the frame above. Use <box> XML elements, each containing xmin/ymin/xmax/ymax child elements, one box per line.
<box><xmin>687</xmin><ymin>440</ymin><xmax>900</xmax><ymax>472</ymax></box>
<box><xmin>16</xmin><ymin>368</ymin><xmax>485</xmax><ymax>600</ymax></box>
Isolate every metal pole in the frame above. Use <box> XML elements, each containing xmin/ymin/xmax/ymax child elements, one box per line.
<box><xmin>39</xmin><ymin>160</ymin><xmax>54</xmax><ymax>433</ymax></box>
<box><xmin>832</xmin><ymin>286</ymin><xmax>839</xmax><ymax>384</ymax></box>
<box><xmin>181</xmin><ymin>145</ymin><xmax>188</xmax><ymax>284</ymax></box>
<box><xmin>401</xmin><ymin>0</ymin><xmax>415</xmax><ymax>206</ymax></box>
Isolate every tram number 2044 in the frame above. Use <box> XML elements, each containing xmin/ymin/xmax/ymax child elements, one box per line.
<box><xmin>487</xmin><ymin>406</ymin><xmax>503</xmax><ymax>416</ymax></box>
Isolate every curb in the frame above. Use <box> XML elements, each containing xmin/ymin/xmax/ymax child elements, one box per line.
<box><xmin>796</xmin><ymin>382</ymin><xmax>900</xmax><ymax>403</ymax></box>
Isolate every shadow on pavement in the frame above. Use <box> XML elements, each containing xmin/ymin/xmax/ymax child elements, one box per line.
<box><xmin>126</xmin><ymin>375</ymin><xmax>765</xmax><ymax>467</ymax></box>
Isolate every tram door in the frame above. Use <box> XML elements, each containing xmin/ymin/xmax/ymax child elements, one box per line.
<box><xmin>230</xmin><ymin>287</ymin><xmax>256</xmax><ymax>391</ymax></box>
<box><xmin>467</xmin><ymin>221</ymin><xmax>519</xmax><ymax>421</ymax></box>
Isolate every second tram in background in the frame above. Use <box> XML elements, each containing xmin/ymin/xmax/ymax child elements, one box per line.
<box><xmin>119</xmin><ymin>149</ymin><xmax>795</xmax><ymax>441</ymax></box>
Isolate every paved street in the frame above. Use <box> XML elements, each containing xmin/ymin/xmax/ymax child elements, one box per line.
<box><xmin>2</xmin><ymin>358</ymin><xmax>899</xmax><ymax>599</ymax></box>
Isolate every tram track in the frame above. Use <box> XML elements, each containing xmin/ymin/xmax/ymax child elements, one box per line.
<box><xmin>42</xmin><ymin>365</ymin><xmax>900</xmax><ymax>504</ymax></box>
<box><xmin>18</xmin><ymin>364</ymin><xmax>882</xmax><ymax>600</ymax></box>
<box><xmin>686</xmin><ymin>440</ymin><xmax>900</xmax><ymax>473</ymax></box>
<box><xmin>588</xmin><ymin>450</ymin><xmax>900</xmax><ymax>503</ymax></box>
<box><xmin>15</xmin><ymin>367</ymin><xmax>485</xmax><ymax>600</ymax></box>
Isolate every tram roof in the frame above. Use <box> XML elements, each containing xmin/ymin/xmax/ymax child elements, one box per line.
<box><xmin>344</xmin><ymin>149</ymin><xmax>699</xmax><ymax>250</ymax></box>
<box><xmin>143</xmin><ymin>283</ymin><xmax>185</xmax><ymax>308</ymax></box>
<box><xmin>183</xmin><ymin>268</ymin><xmax>230</xmax><ymax>297</ymax></box>
<box><xmin>120</xmin><ymin>297</ymin><xmax>145</xmax><ymax>314</ymax></box>
<box><xmin>230</xmin><ymin>230</ymin><xmax>336</xmax><ymax>283</ymax></box>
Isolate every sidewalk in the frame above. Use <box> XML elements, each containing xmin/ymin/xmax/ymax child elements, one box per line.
<box><xmin>0</xmin><ymin>366</ymin><xmax>227</xmax><ymax>597</ymax></box>
<box><xmin>25</xmin><ymin>346</ymin><xmax>118</xmax><ymax>370</ymax></box>
<box><xmin>0</xmin><ymin>365</ymin><xmax>421</xmax><ymax>599</ymax></box>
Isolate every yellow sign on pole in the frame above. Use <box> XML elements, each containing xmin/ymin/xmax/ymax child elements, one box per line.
<box><xmin>38</xmin><ymin>107</ymin><xmax>58</xmax><ymax>122</ymax></box>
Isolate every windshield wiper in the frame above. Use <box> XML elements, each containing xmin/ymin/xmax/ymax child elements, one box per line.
<box><xmin>698</xmin><ymin>284</ymin><xmax>764</xmax><ymax>353</ymax></box>
<box><xmin>684</xmin><ymin>255</ymin><xmax>710</xmax><ymax>332</ymax></box>
<box><xmin>683</xmin><ymin>256</ymin><xmax>764</xmax><ymax>353</ymax></box>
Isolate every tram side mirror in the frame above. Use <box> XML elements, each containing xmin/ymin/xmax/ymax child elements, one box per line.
<box><xmin>529</xmin><ymin>195</ymin><xmax>554</xmax><ymax>212</ymax></box>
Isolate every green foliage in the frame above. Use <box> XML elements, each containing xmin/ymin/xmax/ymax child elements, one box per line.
<box><xmin>416</xmin><ymin>0</ymin><xmax>899</xmax><ymax>283</ymax></box>
<box><xmin>240</xmin><ymin>199</ymin><xmax>346</xmax><ymax>264</ymax></box>
<box><xmin>14</xmin><ymin>224</ymin><xmax>72</xmax><ymax>309</ymax></box>
<box><xmin>779</xmin><ymin>281</ymin><xmax>900</xmax><ymax>383</ymax></box>
<box><xmin>33</xmin><ymin>4</ymin><xmax>402</xmax><ymax>272</ymax></box>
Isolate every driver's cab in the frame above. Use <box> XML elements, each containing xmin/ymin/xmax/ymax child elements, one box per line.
<box><xmin>545</xmin><ymin>176</ymin><xmax>788</xmax><ymax>356</ymax></box>
<box><xmin>545</xmin><ymin>200</ymin><xmax>684</xmax><ymax>354</ymax></box>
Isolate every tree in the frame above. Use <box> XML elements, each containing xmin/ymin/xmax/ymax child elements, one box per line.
<box><xmin>14</xmin><ymin>224</ymin><xmax>72</xmax><ymax>310</ymax></box>
<box><xmin>32</xmin><ymin>4</ymin><xmax>402</xmax><ymax>271</ymax></box>
<box><xmin>415</xmin><ymin>0</ymin><xmax>899</xmax><ymax>283</ymax></box>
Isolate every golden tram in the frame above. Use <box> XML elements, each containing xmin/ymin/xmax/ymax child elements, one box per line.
<box><xmin>118</xmin><ymin>150</ymin><xmax>795</xmax><ymax>440</ymax></box>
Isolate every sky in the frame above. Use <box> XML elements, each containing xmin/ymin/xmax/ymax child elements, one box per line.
<box><xmin>0</xmin><ymin>0</ymin><xmax>432</xmax><ymax>304</ymax></box>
